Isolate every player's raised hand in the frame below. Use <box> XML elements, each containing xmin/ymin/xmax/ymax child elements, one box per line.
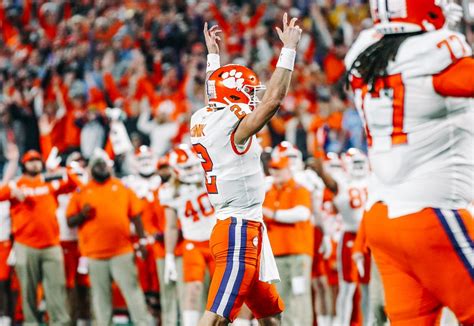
<box><xmin>203</xmin><ymin>22</ymin><xmax>222</xmax><ymax>54</ymax></box>
<box><xmin>275</xmin><ymin>13</ymin><xmax>302</xmax><ymax>50</ymax></box>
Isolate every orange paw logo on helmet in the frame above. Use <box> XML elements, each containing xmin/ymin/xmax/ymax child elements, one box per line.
<box><xmin>207</xmin><ymin>64</ymin><xmax>266</xmax><ymax>109</ymax></box>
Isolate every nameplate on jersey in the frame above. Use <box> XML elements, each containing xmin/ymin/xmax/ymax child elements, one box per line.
<box><xmin>191</xmin><ymin>124</ymin><xmax>206</xmax><ymax>138</ymax></box>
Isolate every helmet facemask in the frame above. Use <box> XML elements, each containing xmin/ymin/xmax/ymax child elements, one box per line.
<box><xmin>175</xmin><ymin>161</ymin><xmax>203</xmax><ymax>184</ymax></box>
<box><xmin>241</xmin><ymin>84</ymin><xmax>266</xmax><ymax>110</ymax></box>
<box><xmin>348</xmin><ymin>159</ymin><xmax>369</xmax><ymax>179</ymax></box>
<box><xmin>137</xmin><ymin>155</ymin><xmax>156</xmax><ymax>177</ymax></box>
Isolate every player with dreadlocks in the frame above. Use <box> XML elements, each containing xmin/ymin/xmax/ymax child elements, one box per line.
<box><xmin>345</xmin><ymin>0</ymin><xmax>474</xmax><ymax>324</ymax></box>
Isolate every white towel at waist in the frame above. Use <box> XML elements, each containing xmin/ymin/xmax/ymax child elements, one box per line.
<box><xmin>259</xmin><ymin>222</ymin><xmax>280</xmax><ymax>284</ymax></box>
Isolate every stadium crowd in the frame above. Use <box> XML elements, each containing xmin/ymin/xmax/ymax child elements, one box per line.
<box><xmin>0</xmin><ymin>0</ymin><xmax>472</xmax><ymax>326</ymax></box>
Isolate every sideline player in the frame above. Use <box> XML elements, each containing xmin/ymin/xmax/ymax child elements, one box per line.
<box><xmin>311</xmin><ymin>148</ymin><xmax>371</xmax><ymax>326</ymax></box>
<box><xmin>161</xmin><ymin>144</ymin><xmax>216</xmax><ymax>326</ymax></box>
<box><xmin>190</xmin><ymin>14</ymin><xmax>302</xmax><ymax>325</ymax></box>
<box><xmin>121</xmin><ymin>146</ymin><xmax>162</xmax><ymax>319</ymax></box>
<box><xmin>55</xmin><ymin>152</ymin><xmax>91</xmax><ymax>325</ymax></box>
<box><xmin>345</xmin><ymin>0</ymin><xmax>474</xmax><ymax>323</ymax></box>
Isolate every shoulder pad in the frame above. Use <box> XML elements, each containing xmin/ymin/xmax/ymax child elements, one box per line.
<box><xmin>396</xmin><ymin>29</ymin><xmax>472</xmax><ymax>76</ymax></box>
<box><xmin>345</xmin><ymin>28</ymin><xmax>382</xmax><ymax>70</ymax></box>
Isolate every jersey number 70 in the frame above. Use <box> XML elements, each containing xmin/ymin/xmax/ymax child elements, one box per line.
<box><xmin>192</xmin><ymin>143</ymin><xmax>218</xmax><ymax>194</ymax></box>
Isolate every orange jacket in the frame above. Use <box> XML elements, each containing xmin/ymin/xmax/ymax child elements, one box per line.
<box><xmin>66</xmin><ymin>177</ymin><xmax>143</xmax><ymax>259</ymax></box>
<box><xmin>0</xmin><ymin>172</ymin><xmax>81</xmax><ymax>249</ymax></box>
<box><xmin>263</xmin><ymin>179</ymin><xmax>314</xmax><ymax>256</ymax></box>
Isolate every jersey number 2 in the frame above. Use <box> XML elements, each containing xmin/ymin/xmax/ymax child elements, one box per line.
<box><xmin>192</xmin><ymin>144</ymin><xmax>218</xmax><ymax>194</ymax></box>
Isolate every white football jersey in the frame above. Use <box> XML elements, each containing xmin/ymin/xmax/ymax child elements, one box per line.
<box><xmin>159</xmin><ymin>182</ymin><xmax>216</xmax><ymax>241</ymax></box>
<box><xmin>332</xmin><ymin>176</ymin><xmax>368</xmax><ymax>233</ymax></box>
<box><xmin>294</xmin><ymin>169</ymin><xmax>324</xmax><ymax>224</ymax></box>
<box><xmin>57</xmin><ymin>194</ymin><xmax>78</xmax><ymax>241</ymax></box>
<box><xmin>56</xmin><ymin>173</ymin><xmax>89</xmax><ymax>241</ymax></box>
<box><xmin>190</xmin><ymin>103</ymin><xmax>265</xmax><ymax>221</ymax></box>
<box><xmin>122</xmin><ymin>174</ymin><xmax>161</xmax><ymax>202</ymax></box>
<box><xmin>346</xmin><ymin>28</ymin><xmax>474</xmax><ymax>218</ymax></box>
<box><xmin>0</xmin><ymin>201</ymin><xmax>10</xmax><ymax>241</ymax></box>
<box><xmin>320</xmin><ymin>191</ymin><xmax>343</xmax><ymax>242</ymax></box>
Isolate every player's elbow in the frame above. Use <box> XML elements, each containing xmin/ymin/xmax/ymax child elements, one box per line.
<box><xmin>261</xmin><ymin>96</ymin><xmax>283</xmax><ymax>111</ymax></box>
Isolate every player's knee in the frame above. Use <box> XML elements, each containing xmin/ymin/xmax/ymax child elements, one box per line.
<box><xmin>185</xmin><ymin>281</ymin><xmax>203</xmax><ymax>306</ymax></box>
<box><xmin>257</xmin><ymin>314</ymin><xmax>281</xmax><ymax>326</ymax></box>
<box><xmin>187</xmin><ymin>281</ymin><xmax>203</xmax><ymax>295</ymax></box>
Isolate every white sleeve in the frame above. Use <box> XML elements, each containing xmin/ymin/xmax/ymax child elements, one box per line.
<box><xmin>274</xmin><ymin>206</ymin><xmax>311</xmax><ymax>224</ymax></box>
<box><xmin>137</xmin><ymin>106</ymin><xmax>154</xmax><ymax>134</ymax></box>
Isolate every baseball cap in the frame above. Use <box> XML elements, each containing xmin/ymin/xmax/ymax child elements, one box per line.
<box><xmin>269</xmin><ymin>156</ymin><xmax>290</xmax><ymax>170</ymax></box>
<box><xmin>22</xmin><ymin>150</ymin><xmax>42</xmax><ymax>164</ymax></box>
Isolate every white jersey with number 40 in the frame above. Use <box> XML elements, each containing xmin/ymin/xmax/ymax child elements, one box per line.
<box><xmin>190</xmin><ymin>103</ymin><xmax>265</xmax><ymax>221</ymax></box>
<box><xmin>159</xmin><ymin>183</ymin><xmax>216</xmax><ymax>241</ymax></box>
<box><xmin>345</xmin><ymin>28</ymin><xmax>473</xmax><ymax>218</ymax></box>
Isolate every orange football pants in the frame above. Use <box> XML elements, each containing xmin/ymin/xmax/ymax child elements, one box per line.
<box><xmin>206</xmin><ymin>217</ymin><xmax>284</xmax><ymax>322</ymax></box>
<box><xmin>0</xmin><ymin>240</ymin><xmax>12</xmax><ymax>281</ymax></box>
<box><xmin>339</xmin><ymin>231</ymin><xmax>371</xmax><ymax>284</ymax></box>
<box><xmin>364</xmin><ymin>203</ymin><xmax>474</xmax><ymax>325</ymax></box>
<box><xmin>61</xmin><ymin>241</ymin><xmax>89</xmax><ymax>288</ymax></box>
<box><xmin>183</xmin><ymin>240</ymin><xmax>215</xmax><ymax>282</ymax></box>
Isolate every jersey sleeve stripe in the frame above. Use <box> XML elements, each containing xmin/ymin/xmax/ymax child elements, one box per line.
<box><xmin>230</xmin><ymin>129</ymin><xmax>253</xmax><ymax>155</ymax></box>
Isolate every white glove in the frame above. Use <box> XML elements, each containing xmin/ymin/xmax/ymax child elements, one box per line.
<box><xmin>441</xmin><ymin>0</ymin><xmax>464</xmax><ymax>26</ymax></box>
<box><xmin>318</xmin><ymin>234</ymin><xmax>333</xmax><ymax>259</ymax></box>
<box><xmin>105</xmin><ymin>107</ymin><xmax>126</xmax><ymax>121</ymax></box>
<box><xmin>352</xmin><ymin>252</ymin><xmax>365</xmax><ymax>278</ymax></box>
<box><xmin>45</xmin><ymin>147</ymin><xmax>61</xmax><ymax>171</ymax></box>
<box><xmin>7</xmin><ymin>249</ymin><xmax>16</xmax><ymax>266</ymax></box>
<box><xmin>77</xmin><ymin>256</ymin><xmax>89</xmax><ymax>275</ymax></box>
<box><xmin>164</xmin><ymin>254</ymin><xmax>178</xmax><ymax>284</ymax></box>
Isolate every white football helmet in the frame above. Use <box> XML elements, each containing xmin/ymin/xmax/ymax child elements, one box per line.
<box><xmin>343</xmin><ymin>148</ymin><xmax>369</xmax><ymax>179</ymax></box>
<box><xmin>168</xmin><ymin>144</ymin><xmax>203</xmax><ymax>184</ymax></box>
<box><xmin>324</xmin><ymin>152</ymin><xmax>344</xmax><ymax>174</ymax></box>
<box><xmin>135</xmin><ymin>145</ymin><xmax>157</xmax><ymax>177</ymax></box>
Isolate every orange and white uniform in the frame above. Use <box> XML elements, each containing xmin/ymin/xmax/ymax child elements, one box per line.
<box><xmin>0</xmin><ymin>201</ymin><xmax>12</xmax><ymax>282</ymax></box>
<box><xmin>190</xmin><ymin>102</ymin><xmax>283</xmax><ymax>321</ymax></box>
<box><xmin>159</xmin><ymin>182</ymin><xmax>216</xmax><ymax>282</ymax></box>
<box><xmin>319</xmin><ymin>189</ymin><xmax>341</xmax><ymax>286</ymax></box>
<box><xmin>346</xmin><ymin>27</ymin><xmax>473</xmax><ymax>220</ymax></box>
<box><xmin>333</xmin><ymin>175</ymin><xmax>371</xmax><ymax>326</ymax></box>
<box><xmin>122</xmin><ymin>174</ymin><xmax>162</xmax><ymax>293</ymax></box>
<box><xmin>57</xmin><ymin>194</ymin><xmax>84</xmax><ymax>289</ymax></box>
<box><xmin>346</xmin><ymin>26</ymin><xmax>474</xmax><ymax>324</ymax></box>
<box><xmin>333</xmin><ymin>175</ymin><xmax>371</xmax><ymax>284</ymax></box>
<box><xmin>56</xmin><ymin>172</ymin><xmax>90</xmax><ymax>289</ymax></box>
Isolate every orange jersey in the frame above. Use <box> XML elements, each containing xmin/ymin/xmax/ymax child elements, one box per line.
<box><xmin>263</xmin><ymin>179</ymin><xmax>313</xmax><ymax>257</ymax></box>
<box><xmin>0</xmin><ymin>173</ymin><xmax>80</xmax><ymax>248</ymax></box>
<box><xmin>66</xmin><ymin>178</ymin><xmax>142</xmax><ymax>259</ymax></box>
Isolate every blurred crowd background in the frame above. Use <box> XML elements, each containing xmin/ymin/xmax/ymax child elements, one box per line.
<box><xmin>1</xmin><ymin>0</ymin><xmax>473</xmax><ymax>178</ymax></box>
<box><xmin>0</xmin><ymin>0</ymin><xmax>367</xmax><ymax>176</ymax></box>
